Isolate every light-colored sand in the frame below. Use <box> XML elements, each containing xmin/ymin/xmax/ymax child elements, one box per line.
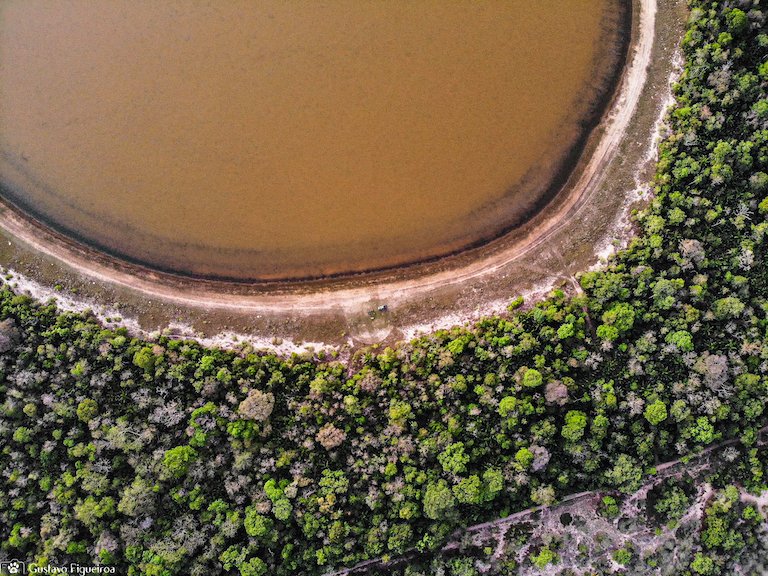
<box><xmin>0</xmin><ymin>0</ymin><xmax>682</xmax><ymax>352</ymax></box>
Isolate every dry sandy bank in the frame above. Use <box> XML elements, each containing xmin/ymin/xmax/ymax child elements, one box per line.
<box><xmin>0</xmin><ymin>0</ymin><xmax>687</xmax><ymax>354</ymax></box>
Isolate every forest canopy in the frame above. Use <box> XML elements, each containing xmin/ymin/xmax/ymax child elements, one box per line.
<box><xmin>1</xmin><ymin>1</ymin><xmax>768</xmax><ymax>575</ymax></box>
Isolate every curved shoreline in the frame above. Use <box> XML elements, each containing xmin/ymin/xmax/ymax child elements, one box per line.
<box><xmin>0</xmin><ymin>1</ymin><xmax>629</xmax><ymax>283</ymax></box>
<box><xmin>0</xmin><ymin>0</ymin><xmax>682</xmax><ymax>349</ymax></box>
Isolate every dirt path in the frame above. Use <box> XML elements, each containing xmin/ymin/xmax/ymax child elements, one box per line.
<box><xmin>325</xmin><ymin>427</ymin><xmax>768</xmax><ymax>576</ymax></box>
<box><xmin>0</xmin><ymin>0</ymin><xmax>681</xmax><ymax>349</ymax></box>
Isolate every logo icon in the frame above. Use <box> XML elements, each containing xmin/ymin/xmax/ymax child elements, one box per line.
<box><xmin>0</xmin><ymin>559</ymin><xmax>27</xmax><ymax>575</ymax></box>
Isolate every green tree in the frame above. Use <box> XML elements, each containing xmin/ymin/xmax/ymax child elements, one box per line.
<box><xmin>530</xmin><ymin>546</ymin><xmax>558</xmax><ymax>569</ymax></box>
<box><xmin>605</xmin><ymin>454</ymin><xmax>643</xmax><ymax>493</ymax></box>
<box><xmin>687</xmin><ymin>416</ymin><xmax>717</xmax><ymax>444</ymax></box>
<box><xmin>482</xmin><ymin>468</ymin><xmax>504</xmax><ymax>501</ymax></box>
<box><xmin>240</xmin><ymin>557</ymin><xmax>267</xmax><ymax>576</ymax></box>
<box><xmin>665</xmin><ymin>330</ymin><xmax>694</xmax><ymax>352</ymax></box>
<box><xmin>561</xmin><ymin>410</ymin><xmax>587</xmax><ymax>442</ymax></box>
<box><xmin>600</xmin><ymin>302</ymin><xmax>636</xmax><ymax>334</ymax></box>
<box><xmin>387</xmin><ymin>523</ymin><xmax>413</xmax><ymax>553</ymax></box>
<box><xmin>599</xmin><ymin>496</ymin><xmax>620</xmax><ymax>518</ymax></box>
<box><xmin>423</xmin><ymin>481</ymin><xmax>455</xmax><ymax>520</ymax></box>
<box><xmin>452</xmin><ymin>475</ymin><xmax>483</xmax><ymax>505</ymax></box>
<box><xmin>644</xmin><ymin>400</ymin><xmax>668</xmax><ymax>426</ymax></box>
<box><xmin>612</xmin><ymin>547</ymin><xmax>632</xmax><ymax>566</ymax></box>
<box><xmin>12</xmin><ymin>426</ymin><xmax>31</xmax><ymax>443</ymax></box>
<box><xmin>244</xmin><ymin>506</ymin><xmax>272</xmax><ymax>538</ymax></box>
<box><xmin>76</xmin><ymin>398</ymin><xmax>99</xmax><ymax>422</ymax></box>
<box><xmin>117</xmin><ymin>477</ymin><xmax>154</xmax><ymax>517</ymax></box>
<box><xmin>132</xmin><ymin>346</ymin><xmax>156</xmax><ymax>372</ymax></box>
<box><xmin>515</xmin><ymin>448</ymin><xmax>534</xmax><ymax>469</ymax></box>
<box><xmin>498</xmin><ymin>396</ymin><xmax>517</xmax><ymax>417</ymax></box>
<box><xmin>690</xmin><ymin>553</ymin><xmax>716</xmax><ymax>575</ymax></box>
<box><xmin>272</xmin><ymin>499</ymin><xmax>293</xmax><ymax>522</ymax></box>
<box><xmin>712</xmin><ymin>296</ymin><xmax>744</xmax><ymax>320</ymax></box>
<box><xmin>726</xmin><ymin>8</ymin><xmax>748</xmax><ymax>35</ymax></box>
<box><xmin>522</xmin><ymin>368</ymin><xmax>543</xmax><ymax>388</ymax></box>
<box><xmin>162</xmin><ymin>446</ymin><xmax>198</xmax><ymax>478</ymax></box>
<box><xmin>74</xmin><ymin>496</ymin><xmax>116</xmax><ymax>528</ymax></box>
<box><xmin>438</xmin><ymin>443</ymin><xmax>470</xmax><ymax>475</ymax></box>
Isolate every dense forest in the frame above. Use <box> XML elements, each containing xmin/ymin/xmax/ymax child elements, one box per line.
<box><xmin>1</xmin><ymin>1</ymin><xmax>768</xmax><ymax>574</ymax></box>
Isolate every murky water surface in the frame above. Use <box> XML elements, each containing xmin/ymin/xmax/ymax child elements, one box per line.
<box><xmin>0</xmin><ymin>1</ymin><xmax>625</xmax><ymax>280</ymax></box>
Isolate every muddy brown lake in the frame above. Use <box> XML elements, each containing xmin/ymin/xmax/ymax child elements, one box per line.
<box><xmin>0</xmin><ymin>0</ymin><xmax>628</xmax><ymax>281</ymax></box>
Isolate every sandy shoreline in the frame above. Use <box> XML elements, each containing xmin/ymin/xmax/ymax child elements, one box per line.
<box><xmin>0</xmin><ymin>0</ymin><xmax>686</xmax><ymax>353</ymax></box>
<box><xmin>0</xmin><ymin>0</ymin><xmax>628</xmax><ymax>282</ymax></box>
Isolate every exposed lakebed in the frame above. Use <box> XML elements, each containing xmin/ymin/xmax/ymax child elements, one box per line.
<box><xmin>0</xmin><ymin>0</ymin><xmax>628</xmax><ymax>281</ymax></box>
